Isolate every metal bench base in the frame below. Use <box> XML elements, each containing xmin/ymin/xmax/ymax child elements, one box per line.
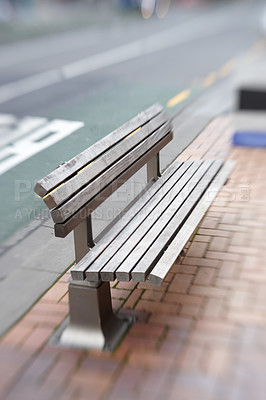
<box><xmin>60</xmin><ymin>280</ymin><xmax>132</xmax><ymax>351</ymax></box>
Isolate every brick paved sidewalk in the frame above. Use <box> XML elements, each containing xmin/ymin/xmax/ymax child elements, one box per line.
<box><xmin>1</xmin><ymin>113</ymin><xmax>266</xmax><ymax>400</ymax></box>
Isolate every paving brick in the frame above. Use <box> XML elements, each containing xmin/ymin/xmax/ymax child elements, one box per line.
<box><xmin>142</xmin><ymin>290</ymin><xmax>164</xmax><ymax>302</ymax></box>
<box><xmin>209</xmin><ymin>237</ymin><xmax>229</xmax><ymax>252</ymax></box>
<box><xmin>163</xmin><ymin>272</ymin><xmax>174</xmax><ymax>283</ymax></box>
<box><xmin>59</xmin><ymin>292</ymin><xmax>69</xmax><ymax>305</ymax></box>
<box><xmin>171</xmin><ymin>264</ymin><xmax>198</xmax><ymax>275</ymax></box>
<box><xmin>220</xmin><ymin>213</ymin><xmax>238</xmax><ymax>224</ymax></box>
<box><xmin>217</xmin><ymin>223</ymin><xmax>248</xmax><ymax>232</ymax></box>
<box><xmin>203</xmin><ymin>348</ymin><xmax>230</xmax><ymax>377</ymax></box>
<box><xmin>176</xmin><ymin>344</ymin><xmax>205</xmax><ymax>372</ymax></box>
<box><xmin>4</xmin><ymin>380</ymin><xmax>57</xmax><ymax>400</ymax></box>
<box><xmin>203</xmin><ymin>298</ymin><xmax>225</xmax><ymax>319</ymax></box>
<box><xmin>189</xmin><ymin>285</ymin><xmax>227</xmax><ymax>298</ymax></box>
<box><xmin>194</xmin><ymin>267</ymin><xmax>216</xmax><ymax>286</ymax></box>
<box><xmin>183</xmin><ymin>256</ymin><xmax>219</xmax><ymax>268</ymax></box>
<box><xmin>227</xmin><ymin>308</ymin><xmax>266</xmax><ymax>326</ymax></box>
<box><xmin>41</xmin><ymin>282</ymin><xmax>68</xmax><ymax>303</ymax></box>
<box><xmin>218</xmin><ymin>260</ymin><xmax>238</xmax><ymax>279</ymax></box>
<box><xmin>195</xmin><ymin>319</ymin><xmax>236</xmax><ymax>336</ymax></box>
<box><xmin>167</xmin><ymin>372</ymin><xmax>216</xmax><ymax>400</ymax></box>
<box><xmin>0</xmin><ymin>347</ymin><xmax>29</xmax><ymax>398</ymax></box>
<box><xmin>238</xmin><ymin>219</ymin><xmax>265</xmax><ymax>228</ymax></box>
<box><xmin>20</xmin><ymin>326</ymin><xmax>54</xmax><ymax>354</ymax></box>
<box><xmin>227</xmin><ymin>290</ymin><xmax>256</xmax><ymax>308</ymax></box>
<box><xmin>164</xmin><ymin>293</ymin><xmax>203</xmax><ymax>307</ymax></box>
<box><xmin>106</xmin><ymin>365</ymin><xmax>146</xmax><ymax>400</ymax></box>
<box><xmin>113</xmin><ymin>341</ymin><xmax>131</xmax><ymax>361</ymax></box>
<box><xmin>129</xmin><ymin>322</ymin><xmax>164</xmax><ymax>338</ymax></box>
<box><xmin>32</xmin><ymin>301</ymin><xmax>69</xmax><ymax>315</ymax></box>
<box><xmin>111</xmin><ymin>288</ymin><xmax>131</xmax><ymax>300</ymax></box>
<box><xmin>138</xmin><ymin>281</ymin><xmax>168</xmax><ymax>292</ymax></box>
<box><xmin>188</xmin><ymin>331</ymin><xmax>237</xmax><ymax>349</ymax></box>
<box><xmin>215</xmin><ymin>277</ymin><xmax>250</xmax><ymax>290</ymax></box>
<box><xmin>121</xmin><ymin>335</ymin><xmax>159</xmax><ymax>351</ymax></box>
<box><xmin>116</xmin><ymin>281</ymin><xmax>137</xmax><ymax>290</ymax></box>
<box><xmin>159</xmin><ymin>339</ymin><xmax>184</xmax><ymax>355</ymax></box>
<box><xmin>70</xmin><ymin>371</ymin><xmax>111</xmax><ymax>399</ymax></box>
<box><xmin>21</xmin><ymin>350</ymin><xmax>58</xmax><ymax>382</ymax></box>
<box><xmin>22</xmin><ymin>310</ymin><xmax>66</xmax><ymax>328</ymax></box>
<box><xmin>123</xmin><ymin>288</ymin><xmax>143</xmax><ymax>309</ymax></box>
<box><xmin>1</xmin><ymin>323</ymin><xmax>33</xmax><ymax>347</ymax></box>
<box><xmin>149</xmin><ymin>314</ymin><xmax>193</xmax><ymax>330</ymax></box>
<box><xmin>197</xmin><ymin>228</ymin><xmax>231</xmax><ymax>237</ymax></box>
<box><xmin>200</xmin><ymin>216</ymin><xmax>220</xmax><ymax>229</ymax></box>
<box><xmin>112</xmin><ymin>298</ymin><xmax>124</xmax><ymax>312</ymax></box>
<box><xmin>180</xmin><ymin>303</ymin><xmax>202</xmax><ymax>317</ymax></box>
<box><xmin>43</xmin><ymin>353</ymin><xmax>80</xmax><ymax>391</ymax></box>
<box><xmin>239</xmin><ymin>271</ymin><xmax>266</xmax><ymax>283</ymax></box>
<box><xmin>186</xmin><ymin>242</ymin><xmax>208</xmax><ymax>258</ymax></box>
<box><xmin>128</xmin><ymin>349</ymin><xmax>175</xmax><ymax>369</ymax></box>
<box><xmin>67</xmin><ymin>357</ymin><xmax>118</xmax><ymax>397</ymax></box>
<box><xmin>227</xmin><ymin>245</ymin><xmax>261</xmax><ymax>256</ymax></box>
<box><xmin>205</xmin><ymin>251</ymin><xmax>240</xmax><ymax>262</ymax></box>
<box><xmin>58</xmin><ymin>272</ymin><xmax>71</xmax><ymax>284</ymax></box>
<box><xmin>168</xmin><ymin>274</ymin><xmax>193</xmax><ymax>294</ymax></box>
<box><xmin>206</xmin><ymin>211</ymin><xmax>223</xmax><ymax>218</ymax></box>
<box><xmin>230</xmin><ymin>231</ymin><xmax>249</xmax><ymax>246</ymax></box>
<box><xmin>136</xmin><ymin>300</ymin><xmax>178</xmax><ymax>315</ymax></box>
<box><xmin>194</xmin><ymin>235</ymin><xmax>212</xmax><ymax>243</ymax></box>
<box><xmin>165</xmin><ymin>327</ymin><xmax>190</xmax><ymax>342</ymax></box>
<box><xmin>241</xmin><ymin>255</ymin><xmax>262</xmax><ymax>271</ymax></box>
<box><xmin>136</xmin><ymin>369</ymin><xmax>169</xmax><ymax>399</ymax></box>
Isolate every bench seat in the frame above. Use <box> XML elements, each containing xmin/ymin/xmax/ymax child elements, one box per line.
<box><xmin>72</xmin><ymin>158</ymin><xmax>234</xmax><ymax>286</ymax></box>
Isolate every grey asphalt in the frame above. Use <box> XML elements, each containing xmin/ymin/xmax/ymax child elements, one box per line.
<box><xmin>0</xmin><ymin>0</ymin><xmax>266</xmax><ymax>336</ymax></box>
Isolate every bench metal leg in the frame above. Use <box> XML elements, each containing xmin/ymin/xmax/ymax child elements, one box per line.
<box><xmin>147</xmin><ymin>153</ymin><xmax>160</xmax><ymax>182</ymax></box>
<box><xmin>73</xmin><ymin>215</ymin><xmax>94</xmax><ymax>263</ymax></box>
<box><xmin>60</xmin><ymin>279</ymin><xmax>132</xmax><ymax>350</ymax></box>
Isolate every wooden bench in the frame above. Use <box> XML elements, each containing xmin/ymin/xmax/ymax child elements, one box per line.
<box><xmin>35</xmin><ymin>103</ymin><xmax>234</xmax><ymax>350</ymax></box>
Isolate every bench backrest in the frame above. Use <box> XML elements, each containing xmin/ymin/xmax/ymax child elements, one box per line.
<box><xmin>34</xmin><ymin>103</ymin><xmax>173</xmax><ymax>238</ymax></box>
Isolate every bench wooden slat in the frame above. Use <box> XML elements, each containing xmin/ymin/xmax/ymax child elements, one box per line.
<box><xmin>114</xmin><ymin>160</ymin><xmax>217</xmax><ymax>282</ymax></box>
<box><xmin>149</xmin><ymin>160</ymin><xmax>235</xmax><ymax>286</ymax></box>
<box><xmin>54</xmin><ymin>132</ymin><xmax>172</xmax><ymax>238</ymax></box>
<box><xmin>43</xmin><ymin>112</ymin><xmax>168</xmax><ymax>209</ymax></box>
<box><xmin>71</xmin><ymin>159</ymin><xmax>184</xmax><ymax>280</ymax></box>
<box><xmin>51</xmin><ymin>121</ymin><xmax>172</xmax><ymax>223</ymax></box>
<box><xmin>85</xmin><ymin>160</ymin><xmax>195</xmax><ymax>281</ymax></box>
<box><xmin>34</xmin><ymin>103</ymin><xmax>163</xmax><ymax>198</ymax></box>
<box><xmin>98</xmin><ymin>160</ymin><xmax>205</xmax><ymax>282</ymax></box>
<box><xmin>131</xmin><ymin>160</ymin><xmax>224</xmax><ymax>282</ymax></box>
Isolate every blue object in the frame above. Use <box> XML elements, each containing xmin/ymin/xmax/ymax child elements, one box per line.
<box><xmin>232</xmin><ymin>131</ymin><xmax>266</xmax><ymax>147</ymax></box>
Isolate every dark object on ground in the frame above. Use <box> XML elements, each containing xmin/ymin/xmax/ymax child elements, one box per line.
<box><xmin>239</xmin><ymin>87</ymin><xmax>266</xmax><ymax>111</ymax></box>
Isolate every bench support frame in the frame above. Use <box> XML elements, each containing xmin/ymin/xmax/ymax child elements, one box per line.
<box><xmin>147</xmin><ymin>153</ymin><xmax>160</xmax><ymax>182</ymax></box>
<box><xmin>60</xmin><ymin>279</ymin><xmax>132</xmax><ymax>350</ymax></box>
<box><xmin>73</xmin><ymin>215</ymin><xmax>94</xmax><ymax>263</ymax></box>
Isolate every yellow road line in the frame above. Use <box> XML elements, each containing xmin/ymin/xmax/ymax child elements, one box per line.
<box><xmin>251</xmin><ymin>39</ymin><xmax>265</xmax><ymax>53</ymax></box>
<box><xmin>203</xmin><ymin>72</ymin><xmax>217</xmax><ymax>87</ymax></box>
<box><xmin>247</xmin><ymin>39</ymin><xmax>266</xmax><ymax>61</ymax></box>
<box><xmin>219</xmin><ymin>59</ymin><xmax>236</xmax><ymax>78</ymax></box>
<box><xmin>167</xmin><ymin>89</ymin><xmax>191</xmax><ymax>108</ymax></box>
